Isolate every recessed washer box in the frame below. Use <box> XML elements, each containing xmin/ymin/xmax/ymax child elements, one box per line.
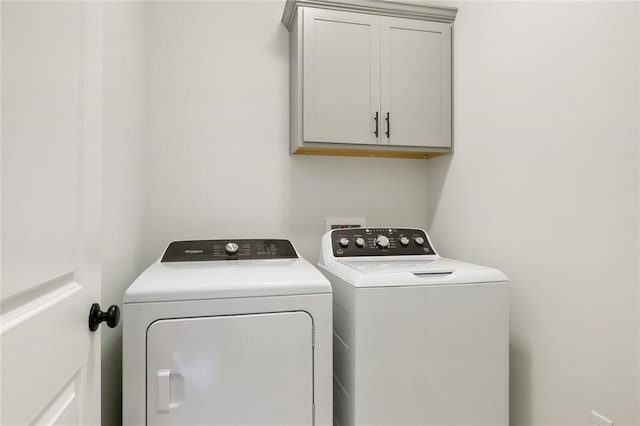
<box><xmin>325</xmin><ymin>217</ymin><xmax>366</xmax><ymax>232</ymax></box>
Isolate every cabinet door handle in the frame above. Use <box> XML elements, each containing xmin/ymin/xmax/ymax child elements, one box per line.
<box><xmin>385</xmin><ymin>112</ymin><xmax>390</xmax><ymax>138</ymax></box>
<box><xmin>374</xmin><ymin>112</ymin><xmax>379</xmax><ymax>137</ymax></box>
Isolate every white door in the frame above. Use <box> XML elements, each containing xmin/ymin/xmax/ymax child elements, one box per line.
<box><xmin>1</xmin><ymin>2</ymin><xmax>103</xmax><ymax>425</ymax></box>
<box><xmin>381</xmin><ymin>17</ymin><xmax>452</xmax><ymax>148</ymax></box>
<box><xmin>302</xmin><ymin>8</ymin><xmax>380</xmax><ymax>145</ymax></box>
<box><xmin>147</xmin><ymin>312</ymin><xmax>314</xmax><ymax>425</ymax></box>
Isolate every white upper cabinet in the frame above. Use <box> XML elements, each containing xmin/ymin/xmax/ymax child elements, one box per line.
<box><xmin>283</xmin><ymin>0</ymin><xmax>457</xmax><ymax>159</ymax></box>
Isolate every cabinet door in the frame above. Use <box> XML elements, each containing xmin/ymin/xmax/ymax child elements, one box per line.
<box><xmin>303</xmin><ymin>8</ymin><xmax>380</xmax><ymax>145</ymax></box>
<box><xmin>381</xmin><ymin>18</ymin><xmax>451</xmax><ymax>148</ymax></box>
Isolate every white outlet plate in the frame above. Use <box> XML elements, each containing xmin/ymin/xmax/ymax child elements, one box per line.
<box><xmin>592</xmin><ymin>411</ymin><xmax>614</xmax><ymax>426</ymax></box>
<box><xmin>325</xmin><ymin>217</ymin><xmax>366</xmax><ymax>232</ymax></box>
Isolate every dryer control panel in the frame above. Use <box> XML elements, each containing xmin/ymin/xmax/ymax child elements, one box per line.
<box><xmin>330</xmin><ymin>228</ymin><xmax>435</xmax><ymax>257</ymax></box>
<box><xmin>161</xmin><ymin>239</ymin><xmax>298</xmax><ymax>262</ymax></box>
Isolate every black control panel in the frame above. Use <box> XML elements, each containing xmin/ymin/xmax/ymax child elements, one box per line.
<box><xmin>161</xmin><ymin>239</ymin><xmax>298</xmax><ymax>262</ymax></box>
<box><xmin>331</xmin><ymin>228</ymin><xmax>435</xmax><ymax>257</ymax></box>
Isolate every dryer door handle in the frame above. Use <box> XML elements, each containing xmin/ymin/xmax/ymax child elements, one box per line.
<box><xmin>156</xmin><ymin>369</ymin><xmax>185</xmax><ymax>412</ymax></box>
<box><xmin>157</xmin><ymin>369</ymin><xmax>171</xmax><ymax>412</ymax></box>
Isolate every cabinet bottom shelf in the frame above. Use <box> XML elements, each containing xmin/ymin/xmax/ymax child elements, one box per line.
<box><xmin>292</xmin><ymin>146</ymin><xmax>450</xmax><ymax>159</ymax></box>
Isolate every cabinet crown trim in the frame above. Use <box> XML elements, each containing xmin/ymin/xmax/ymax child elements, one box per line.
<box><xmin>281</xmin><ymin>0</ymin><xmax>458</xmax><ymax>29</ymax></box>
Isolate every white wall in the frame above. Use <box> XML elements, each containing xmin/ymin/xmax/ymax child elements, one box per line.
<box><xmin>142</xmin><ymin>0</ymin><xmax>430</xmax><ymax>266</ymax></box>
<box><xmin>428</xmin><ymin>2</ymin><xmax>639</xmax><ymax>424</ymax></box>
<box><xmin>101</xmin><ymin>3</ymin><xmax>147</xmax><ymax>426</ymax></box>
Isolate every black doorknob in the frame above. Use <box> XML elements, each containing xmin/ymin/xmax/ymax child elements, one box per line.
<box><xmin>88</xmin><ymin>303</ymin><xmax>120</xmax><ymax>332</ymax></box>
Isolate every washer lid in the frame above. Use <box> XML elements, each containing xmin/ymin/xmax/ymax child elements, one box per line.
<box><xmin>321</xmin><ymin>257</ymin><xmax>507</xmax><ymax>287</ymax></box>
<box><xmin>124</xmin><ymin>257</ymin><xmax>331</xmax><ymax>303</ymax></box>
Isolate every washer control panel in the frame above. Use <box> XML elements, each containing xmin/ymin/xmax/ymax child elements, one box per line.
<box><xmin>331</xmin><ymin>228</ymin><xmax>435</xmax><ymax>257</ymax></box>
<box><xmin>161</xmin><ymin>239</ymin><xmax>298</xmax><ymax>262</ymax></box>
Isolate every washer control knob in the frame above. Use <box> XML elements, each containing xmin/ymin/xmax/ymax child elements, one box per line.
<box><xmin>339</xmin><ymin>238</ymin><xmax>350</xmax><ymax>248</ymax></box>
<box><xmin>225</xmin><ymin>242</ymin><xmax>239</xmax><ymax>255</ymax></box>
<box><xmin>414</xmin><ymin>236</ymin><xmax>425</xmax><ymax>246</ymax></box>
<box><xmin>399</xmin><ymin>236</ymin><xmax>410</xmax><ymax>246</ymax></box>
<box><xmin>375</xmin><ymin>235</ymin><xmax>390</xmax><ymax>249</ymax></box>
<box><xmin>355</xmin><ymin>237</ymin><xmax>366</xmax><ymax>248</ymax></box>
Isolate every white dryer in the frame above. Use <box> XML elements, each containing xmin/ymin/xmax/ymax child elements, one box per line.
<box><xmin>123</xmin><ymin>239</ymin><xmax>332</xmax><ymax>426</ymax></box>
<box><xmin>318</xmin><ymin>228</ymin><xmax>508</xmax><ymax>426</ymax></box>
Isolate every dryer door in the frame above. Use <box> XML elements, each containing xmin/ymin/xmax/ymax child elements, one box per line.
<box><xmin>146</xmin><ymin>311</ymin><xmax>313</xmax><ymax>425</ymax></box>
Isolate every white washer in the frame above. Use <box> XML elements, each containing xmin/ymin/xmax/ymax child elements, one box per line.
<box><xmin>123</xmin><ymin>239</ymin><xmax>332</xmax><ymax>426</ymax></box>
<box><xmin>318</xmin><ymin>228</ymin><xmax>508</xmax><ymax>426</ymax></box>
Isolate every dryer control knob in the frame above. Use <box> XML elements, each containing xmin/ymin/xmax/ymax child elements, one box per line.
<box><xmin>399</xmin><ymin>236</ymin><xmax>410</xmax><ymax>246</ymax></box>
<box><xmin>225</xmin><ymin>242</ymin><xmax>239</xmax><ymax>255</ymax></box>
<box><xmin>414</xmin><ymin>236</ymin><xmax>425</xmax><ymax>245</ymax></box>
<box><xmin>355</xmin><ymin>237</ymin><xmax>366</xmax><ymax>248</ymax></box>
<box><xmin>339</xmin><ymin>238</ymin><xmax>349</xmax><ymax>248</ymax></box>
<box><xmin>375</xmin><ymin>235</ymin><xmax>390</xmax><ymax>249</ymax></box>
